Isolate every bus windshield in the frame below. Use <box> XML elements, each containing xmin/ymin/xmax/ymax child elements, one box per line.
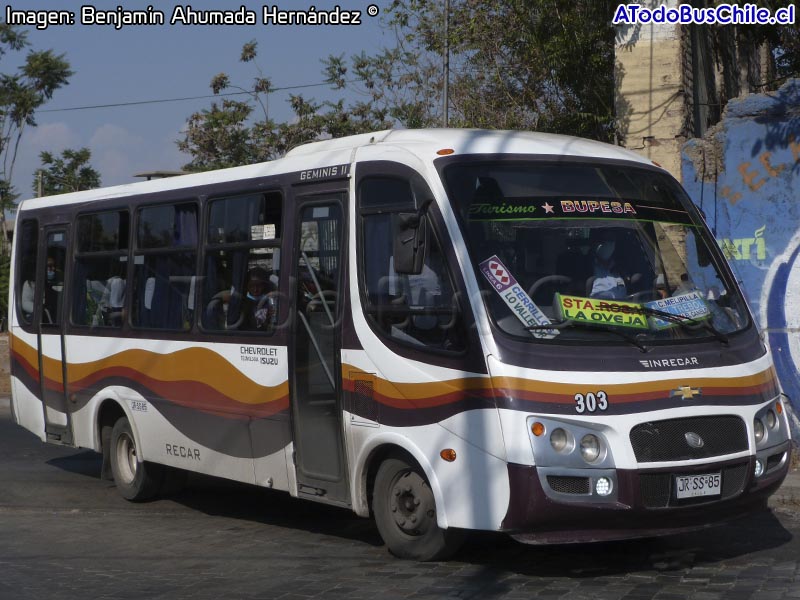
<box><xmin>442</xmin><ymin>161</ymin><xmax>750</xmax><ymax>344</ymax></box>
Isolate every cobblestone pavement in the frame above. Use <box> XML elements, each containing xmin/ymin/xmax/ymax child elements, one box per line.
<box><xmin>1</xmin><ymin>400</ymin><xmax>799</xmax><ymax>600</ymax></box>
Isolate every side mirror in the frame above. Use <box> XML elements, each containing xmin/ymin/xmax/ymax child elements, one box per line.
<box><xmin>393</xmin><ymin>199</ymin><xmax>433</xmax><ymax>275</ymax></box>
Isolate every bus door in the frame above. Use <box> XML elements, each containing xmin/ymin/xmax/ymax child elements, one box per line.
<box><xmin>290</xmin><ymin>197</ymin><xmax>349</xmax><ymax>503</ymax></box>
<box><xmin>38</xmin><ymin>227</ymin><xmax>72</xmax><ymax>445</ymax></box>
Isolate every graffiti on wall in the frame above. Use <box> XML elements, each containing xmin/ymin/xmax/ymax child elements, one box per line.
<box><xmin>682</xmin><ymin>79</ymin><xmax>800</xmax><ymax>412</ymax></box>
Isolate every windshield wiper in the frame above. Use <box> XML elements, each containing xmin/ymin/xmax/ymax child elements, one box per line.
<box><xmin>636</xmin><ymin>305</ymin><xmax>729</xmax><ymax>345</ymax></box>
<box><xmin>527</xmin><ymin>320</ymin><xmax>649</xmax><ymax>353</ymax></box>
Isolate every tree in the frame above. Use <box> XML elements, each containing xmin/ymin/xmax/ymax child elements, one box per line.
<box><xmin>178</xmin><ymin>40</ymin><xmax>391</xmax><ymax>171</ymax></box>
<box><xmin>34</xmin><ymin>147</ymin><xmax>101</xmax><ymax>196</ymax></box>
<box><xmin>325</xmin><ymin>0</ymin><xmax>618</xmax><ymax>140</ymax></box>
<box><xmin>0</xmin><ymin>22</ymin><xmax>72</xmax><ymax>254</ymax></box>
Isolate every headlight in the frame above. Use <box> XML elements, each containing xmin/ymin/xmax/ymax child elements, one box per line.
<box><xmin>550</xmin><ymin>428</ymin><xmax>570</xmax><ymax>453</ymax></box>
<box><xmin>766</xmin><ymin>410</ymin><xmax>777</xmax><ymax>429</ymax></box>
<box><xmin>754</xmin><ymin>418</ymin><xmax>765</xmax><ymax>443</ymax></box>
<box><xmin>580</xmin><ymin>434</ymin><xmax>601</xmax><ymax>463</ymax></box>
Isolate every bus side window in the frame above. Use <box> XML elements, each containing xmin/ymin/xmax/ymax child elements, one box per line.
<box><xmin>201</xmin><ymin>191</ymin><xmax>282</xmax><ymax>332</ymax></box>
<box><xmin>132</xmin><ymin>202</ymin><xmax>198</xmax><ymax>331</ymax></box>
<box><xmin>15</xmin><ymin>219</ymin><xmax>38</xmax><ymax>327</ymax></box>
<box><xmin>72</xmin><ymin>211</ymin><xmax>129</xmax><ymax>328</ymax></box>
<box><xmin>359</xmin><ymin>178</ymin><xmax>464</xmax><ymax>352</ymax></box>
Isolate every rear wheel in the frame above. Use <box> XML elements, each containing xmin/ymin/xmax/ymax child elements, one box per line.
<box><xmin>109</xmin><ymin>417</ymin><xmax>163</xmax><ymax>501</ymax></box>
<box><xmin>372</xmin><ymin>456</ymin><xmax>464</xmax><ymax>561</ymax></box>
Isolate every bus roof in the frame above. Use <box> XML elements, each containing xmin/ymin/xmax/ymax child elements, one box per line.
<box><xmin>18</xmin><ymin>129</ymin><xmax>653</xmax><ymax>212</ymax></box>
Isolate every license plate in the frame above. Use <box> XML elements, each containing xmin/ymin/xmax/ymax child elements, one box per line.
<box><xmin>675</xmin><ymin>473</ymin><xmax>721</xmax><ymax>499</ymax></box>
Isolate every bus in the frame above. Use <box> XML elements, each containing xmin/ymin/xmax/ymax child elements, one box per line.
<box><xmin>8</xmin><ymin>129</ymin><xmax>792</xmax><ymax>560</ymax></box>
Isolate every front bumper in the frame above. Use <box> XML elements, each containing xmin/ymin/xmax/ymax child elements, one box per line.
<box><xmin>502</xmin><ymin>440</ymin><xmax>791</xmax><ymax>544</ymax></box>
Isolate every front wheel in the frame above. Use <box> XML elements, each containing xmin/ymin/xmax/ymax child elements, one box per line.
<box><xmin>372</xmin><ymin>456</ymin><xmax>464</xmax><ymax>561</ymax></box>
<box><xmin>109</xmin><ymin>417</ymin><xmax>163</xmax><ymax>501</ymax></box>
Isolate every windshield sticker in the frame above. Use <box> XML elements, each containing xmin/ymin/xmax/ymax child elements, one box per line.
<box><xmin>560</xmin><ymin>200</ymin><xmax>637</xmax><ymax>215</ymax></box>
<box><xmin>644</xmin><ymin>291</ymin><xmax>710</xmax><ymax>329</ymax></box>
<box><xmin>479</xmin><ymin>255</ymin><xmax>558</xmax><ymax>338</ymax></box>
<box><xmin>555</xmin><ymin>294</ymin><xmax>649</xmax><ymax>329</ymax></box>
<box><xmin>469</xmin><ymin>202</ymin><xmax>537</xmax><ymax>218</ymax></box>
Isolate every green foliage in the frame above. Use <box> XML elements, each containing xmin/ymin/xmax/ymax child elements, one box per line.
<box><xmin>0</xmin><ymin>22</ymin><xmax>72</xmax><ymax>257</ymax></box>
<box><xmin>34</xmin><ymin>147</ymin><xmax>101</xmax><ymax>196</ymax></box>
<box><xmin>321</xmin><ymin>1</ymin><xmax>617</xmax><ymax>139</ymax></box>
<box><xmin>178</xmin><ymin>42</ymin><xmax>391</xmax><ymax>171</ymax></box>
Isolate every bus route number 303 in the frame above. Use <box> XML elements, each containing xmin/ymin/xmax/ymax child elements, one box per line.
<box><xmin>574</xmin><ymin>391</ymin><xmax>608</xmax><ymax>413</ymax></box>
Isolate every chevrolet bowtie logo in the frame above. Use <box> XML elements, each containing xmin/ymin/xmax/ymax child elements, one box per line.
<box><xmin>671</xmin><ymin>386</ymin><xmax>702</xmax><ymax>400</ymax></box>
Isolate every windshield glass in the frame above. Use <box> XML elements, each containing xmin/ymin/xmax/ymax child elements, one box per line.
<box><xmin>442</xmin><ymin>161</ymin><xmax>750</xmax><ymax>344</ymax></box>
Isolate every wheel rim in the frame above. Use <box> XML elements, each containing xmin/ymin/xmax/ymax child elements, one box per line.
<box><xmin>115</xmin><ymin>432</ymin><xmax>138</xmax><ymax>485</ymax></box>
<box><xmin>388</xmin><ymin>469</ymin><xmax>436</xmax><ymax>537</ymax></box>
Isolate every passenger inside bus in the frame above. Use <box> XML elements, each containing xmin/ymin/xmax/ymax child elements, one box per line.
<box><xmin>43</xmin><ymin>255</ymin><xmax>64</xmax><ymax>323</ymax></box>
<box><xmin>240</xmin><ymin>267</ymin><xmax>277</xmax><ymax>330</ymax></box>
<box><xmin>209</xmin><ymin>266</ymin><xmax>278</xmax><ymax>331</ymax></box>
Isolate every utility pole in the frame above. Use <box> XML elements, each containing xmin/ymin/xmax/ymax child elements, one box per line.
<box><xmin>37</xmin><ymin>170</ymin><xmax>43</xmax><ymax>197</ymax></box>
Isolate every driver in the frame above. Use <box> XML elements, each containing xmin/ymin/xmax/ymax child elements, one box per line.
<box><xmin>590</xmin><ymin>240</ymin><xmax>627</xmax><ymax>300</ymax></box>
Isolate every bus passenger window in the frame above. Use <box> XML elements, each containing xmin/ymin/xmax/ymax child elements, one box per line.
<box><xmin>132</xmin><ymin>203</ymin><xmax>198</xmax><ymax>331</ymax></box>
<box><xmin>72</xmin><ymin>211</ymin><xmax>129</xmax><ymax>328</ymax></box>
<box><xmin>16</xmin><ymin>220</ymin><xmax>38</xmax><ymax>326</ymax></box>
<box><xmin>201</xmin><ymin>192</ymin><xmax>282</xmax><ymax>332</ymax></box>
<box><xmin>43</xmin><ymin>234</ymin><xmax>67</xmax><ymax>325</ymax></box>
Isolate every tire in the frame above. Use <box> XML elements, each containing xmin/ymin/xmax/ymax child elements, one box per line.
<box><xmin>109</xmin><ymin>417</ymin><xmax>163</xmax><ymax>501</ymax></box>
<box><xmin>372</xmin><ymin>456</ymin><xmax>465</xmax><ymax>561</ymax></box>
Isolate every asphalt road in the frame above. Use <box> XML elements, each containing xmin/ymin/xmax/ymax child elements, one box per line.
<box><xmin>1</xmin><ymin>399</ymin><xmax>799</xmax><ymax>600</ymax></box>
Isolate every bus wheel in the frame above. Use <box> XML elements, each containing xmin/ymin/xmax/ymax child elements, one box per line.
<box><xmin>109</xmin><ymin>417</ymin><xmax>163</xmax><ymax>501</ymax></box>
<box><xmin>373</xmin><ymin>456</ymin><xmax>464</xmax><ymax>561</ymax></box>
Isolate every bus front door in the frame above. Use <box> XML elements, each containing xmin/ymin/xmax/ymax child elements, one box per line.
<box><xmin>290</xmin><ymin>199</ymin><xmax>349</xmax><ymax>503</ymax></box>
<box><xmin>38</xmin><ymin>227</ymin><xmax>72</xmax><ymax>445</ymax></box>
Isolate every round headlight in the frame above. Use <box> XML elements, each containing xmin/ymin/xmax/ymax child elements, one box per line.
<box><xmin>550</xmin><ymin>428</ymin><xmax>569</xmax><ymax>453</ymax></box>
<box><xmin>754</xmin><ymin>418</ymin><xmax>765</xmax><ymax>443</ymax></box>
<box><xmin>766</xmin><ymin>410</ymin><xmax>777</xmax><ymax>429</ymax></box>
<box><xmin>580</xmin><ymin>434</ymin><xmax>601</xmax><ymax>463</ymax></box>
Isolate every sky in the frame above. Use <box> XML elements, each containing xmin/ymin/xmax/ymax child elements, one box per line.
<box><xmin>5</xmin><ymin>0</ymin><xmax>395</xmax><ymax>199</ymax></box>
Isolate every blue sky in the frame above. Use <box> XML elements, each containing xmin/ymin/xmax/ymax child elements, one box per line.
<box><xmin>7</xmin><ymin>0</ymin><xmax>394</xmax><ymax>198</ymax></box>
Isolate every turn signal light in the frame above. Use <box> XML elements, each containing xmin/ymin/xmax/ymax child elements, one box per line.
<box><xmin>440</xmin><ymin>449</ymin><xmax>457</xmax><ymax>462</ymax></box>
<box><xmin>531</xmin><ymin>422</ymin><xmax>545</xmax><ymax>437</ymax></box>
<box><xmin>776</xmin><ymin>400</ymin><xmax>783</xmax><ymax>415</ymax></box>
<box><xmin>436</xmin><ymin>148</ymin><xmax>455</xmax><ymax>155</ymax></box>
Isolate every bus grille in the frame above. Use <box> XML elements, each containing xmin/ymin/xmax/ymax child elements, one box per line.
<box><xmin>546</xmin><ymin>475</ymin><xmax>590</xmax><ymax>495</ymax></box>
<box><xmin>630</xmin><ymin>416</ymin><xmax>748</xmax><ymax>463</ymax></box>
<box><xmin>639</xmin><ymin>462</ymin><xmax>749</xmax><ymax>508</ymax></box>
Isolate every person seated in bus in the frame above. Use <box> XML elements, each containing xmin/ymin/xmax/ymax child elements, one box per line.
<box><xmin>241</xmin><ymin>267</ymin><xmax>277</xmax><ymax>330</ymax></box>
<box><xmin>43</xmin><ymin>255</ymin><xmax>64</xmax><ymax>323</ymax></box>
<box><xmin>589</xmin><ymin>240</ymin><xmax>627</xmax><ymax>300</ymax></box>
<box><xmin>20</xmin><ymin>279</ymin><xmax>35</xmax><ymax>321</ymax></box>
<box><xmin>99</xmin><ymin>268</ymin><xmax>126</xmax><ymax>327</ymax></box>
<box><xmin>214</xmin><ymin>267</ymin><xmax>277</xmax><ymax>331</ymax></box>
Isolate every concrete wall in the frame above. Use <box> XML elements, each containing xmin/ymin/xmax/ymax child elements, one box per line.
<box><xmin>681</xmin><ymin>79</ymin><xmax>800</xmax><ymax>413</ymax></box>
<box><xmin>615</xmin><ymin>0</ymin><xmax>686</xmax><ymax>178</ymax></box>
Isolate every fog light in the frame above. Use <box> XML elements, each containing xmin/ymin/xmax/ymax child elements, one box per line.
<box><xmin>755</xmin><ymin>459</ymin><xmax>765</xmax><ymax>478</ymax></box>
<box><xmin>754</xmin><ymin>418</ymin><xmax>765</xmax><ymax>443</ymax></box>
<box><xmin>580</xmin><ymin>434</ymin><xmax>601</xmax><ymax>463</ymax></box>
<box><xmin>766</xmin><ymin>410</ymin><xmax>777</xmax><ymax>429</ymax></box>
<box><xmin>595</xmin><ymin>477</ymin><xmax>612</xmax><ymax>496</ymax></box>
<box><xmin>550</xmin><ymin>428</ymin><xmax>569</xmax><ymax>452</ymax></box>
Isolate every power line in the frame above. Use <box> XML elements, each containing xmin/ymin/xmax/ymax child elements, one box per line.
<box><xmin>39</xmin><ymin>79</ymin><xmax>346</xmax><ymax>113</ymax></box>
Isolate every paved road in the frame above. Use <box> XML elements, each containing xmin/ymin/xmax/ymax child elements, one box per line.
<box><xmin>1</xmin><ymin>400</ymin><xmax>799</xmax><ymax>600</ymax></box>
